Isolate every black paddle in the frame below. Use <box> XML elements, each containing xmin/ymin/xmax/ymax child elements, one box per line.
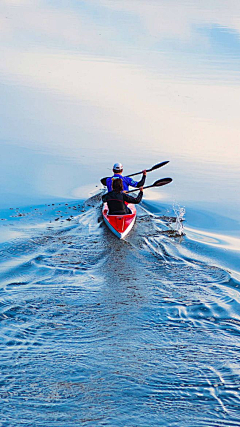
<box><xmin>126</xmin><ymin>177</ymin><xmax>172</xmax><ymax>193</ymax></box>
<box><xmin>126</xmin><ymin>161</ymin><xmax>169</xmax><ymax>177</ymax></box>
<box><xmin>100</xmin><ymin>161</ymin><xmax>169</xmax><ymax>186</ymax></box>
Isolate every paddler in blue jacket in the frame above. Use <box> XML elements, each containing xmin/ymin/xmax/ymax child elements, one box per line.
<box><xmin>106</xmin><ymin>163</ymin><xmax>147</xmax><ymax>192</ymax></box>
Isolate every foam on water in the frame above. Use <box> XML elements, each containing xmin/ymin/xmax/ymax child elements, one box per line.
<box><xmin>173</xmin><ymin>204</ymin><xmax>186</xmax><ymax>236</ymax></box>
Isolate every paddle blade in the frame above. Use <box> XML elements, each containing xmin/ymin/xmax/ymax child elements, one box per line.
<box><xmin>101</xmin><ymin>177</ymin><xmax>107</xmax><ymax>186</ymax></box>
<box><xmin>153</xmin><ymin>177</ymin><xmax>172</xmax><ymax>187</ymax></box>
<box><xmin>148</xmin><ymin>161</ymin><xmax>169</xmax><ymax>172</ymax></box>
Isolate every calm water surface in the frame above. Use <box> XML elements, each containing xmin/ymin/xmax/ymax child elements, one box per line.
<box><xmin>1</xmin><ymin>1</ymin><xmax>240</xmax><ymax>426</ymax></box>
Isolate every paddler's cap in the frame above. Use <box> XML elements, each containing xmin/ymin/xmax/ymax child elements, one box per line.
<box><xmin>113</xmin><ymin>162</ymin><xmax>123</xmax><ymax>171</ymax></box>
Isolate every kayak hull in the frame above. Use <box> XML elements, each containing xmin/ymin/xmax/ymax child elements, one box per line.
<box><xmin>102</xmin><ymin>203</ymin><xmax>136</xmax><ymax>239</ymax></box>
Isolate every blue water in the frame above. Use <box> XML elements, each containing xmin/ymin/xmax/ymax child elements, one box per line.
<box><xmin>0</xmin><ymin>194</ymin><xmax>240</xmax><ymax>426</ymax></box>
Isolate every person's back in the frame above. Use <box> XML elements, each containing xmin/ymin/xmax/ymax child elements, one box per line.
<box><xmin>102</xmin><ymin>178</ymin><xmax>143</xmax><ymax>215</ymax></box>
<box><xmin>103</xmin><ymin>190</ymin><xmax>129</xmax><ymax>215</ymax></box>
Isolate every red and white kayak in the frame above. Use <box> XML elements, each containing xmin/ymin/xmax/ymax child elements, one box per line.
<box><xmin>102</xmin><ymin>203</ymin><xmax>136</xmax><ymax>239</ymax></box>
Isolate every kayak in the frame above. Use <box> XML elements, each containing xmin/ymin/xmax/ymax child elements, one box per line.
<box><xmin>102</xmin><ymin>203</ymin><xmax>137</xmax><ymax>239</ymax></box>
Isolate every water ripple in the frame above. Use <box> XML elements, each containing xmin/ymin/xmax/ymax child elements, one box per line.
<box><xmin>0</xmin><ymin>198</ymin><xmax>240</xmax><ymax>426</ymax></box>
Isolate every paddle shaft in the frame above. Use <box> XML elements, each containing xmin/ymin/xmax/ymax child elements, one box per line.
<box><xmin>126</xmin><ymin>178</ymin><xmax>172</xmax><ymax>193</ymax></box>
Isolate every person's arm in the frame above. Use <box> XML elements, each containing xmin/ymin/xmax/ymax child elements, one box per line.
<box><xmin>124</xmin><ymin>176</ymin><xmax>138</xmax><ymax>188</ymax></box>
<box><xmin>102</xmin><ymin>193</ymin><xmax>108</xmax><ymax>202</ymax></box>
<box><xmin>136</xmin><ymin>170</ymin><xmax>147</xmax><ymax>187</ymax></box>
<box><xmin>123</xmin><ymin>189</ymin><xmax>143</xmax><ymax>204</ymax></box>
<box><xmin>124</xmin><ymin>170</ymin><xmax>147</xmax><ymax>189</ymax></box>
<box><xmin>106</xmin><ymin>177</ymin><xmax>112</xmax><ymax>192</ymax></box>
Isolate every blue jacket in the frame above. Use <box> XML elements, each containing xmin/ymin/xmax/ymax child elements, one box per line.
<box><xmin>106</xmin><ymin>174</ymin><xmax>140</xmax><ymax>192</ymax></box>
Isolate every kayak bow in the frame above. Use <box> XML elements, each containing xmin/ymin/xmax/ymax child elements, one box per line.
<box><xmin>102</xmin><ymin>203</ymin><xmax>136</xmax><ymax>239</ymax></box>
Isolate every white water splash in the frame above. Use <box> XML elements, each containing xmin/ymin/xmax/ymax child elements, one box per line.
<box><xmin>173</xmin><ymin>203</ymin><xmax>185</xmax><ymax>235</ymax></box>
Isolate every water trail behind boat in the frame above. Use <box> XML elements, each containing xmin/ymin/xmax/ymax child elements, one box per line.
<box><xmin>1</xmin><ymin>192</ymin><xmax>240</xmax><ymax>427</ymax></box>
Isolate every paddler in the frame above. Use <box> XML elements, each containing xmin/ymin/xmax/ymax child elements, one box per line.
<box><xmin>106</xmin><ymin>163</ymin><xmax>147</xmax><ymax>192</ymax></box>
<box><xmin>102</xmin><ymin>178</ymin><xmax>143</xmax><ymax>215</ymax></box>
